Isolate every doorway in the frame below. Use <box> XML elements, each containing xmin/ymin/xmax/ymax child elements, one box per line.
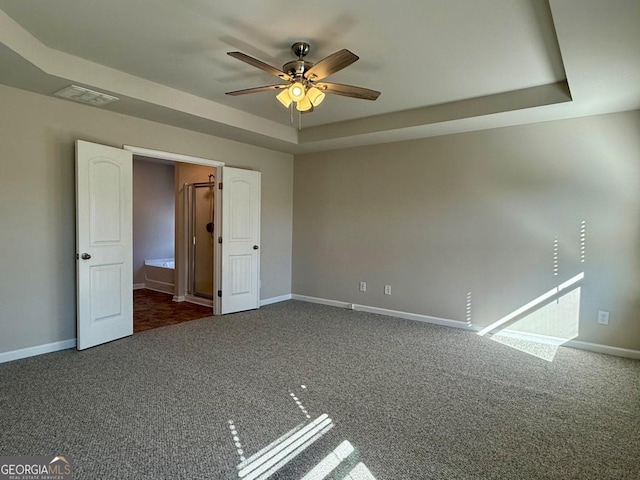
<box><xmin>77</xmin><ymin>142</ymin><xmax>261</xmax><ymax>349</ymax></box>
<box><xmin>131</xmin><ymin>156</ymin><xmax>220</xmax><ymax>331</ymax></box>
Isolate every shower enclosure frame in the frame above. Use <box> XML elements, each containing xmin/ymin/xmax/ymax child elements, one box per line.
<box><xmin>185</xmin><ymin>180</ymin><xmax>217</xmax><ymax>303</ymax></box>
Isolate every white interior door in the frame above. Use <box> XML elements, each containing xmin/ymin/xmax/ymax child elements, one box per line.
<box><xmin>221</xmin><ymin>167</ymin><xmax>261</xmax><ymax>314</ymax></box>
<box><xmin>76</xmin><ymin>140</ymin><xmax>133</xmax><ymax>350</ymax></box>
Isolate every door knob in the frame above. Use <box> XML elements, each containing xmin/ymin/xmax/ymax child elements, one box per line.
<box><xmin>81</xmin><ymin>253</ymin><xmax>91</xmax><ymax>260</ymax></box>
<box><xmin>253</xmin><ymin>245</ymin><xmax>259</xmax><ymax>250</ymax></box>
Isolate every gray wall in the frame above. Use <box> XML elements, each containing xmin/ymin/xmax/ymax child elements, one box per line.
<box><xmin>0</xmin><ymin>84</ymin><xmax>293</xmax><ymax>354</ymax></box>
<box><xmin>293</xmin><ymin>110</ymin><xmax>640</xmax><ymax>350</ymax></box>
<box><xmin>133</xmin><ymin>159</ymin><xmax>175</xmax><ymax>285</ymax></box>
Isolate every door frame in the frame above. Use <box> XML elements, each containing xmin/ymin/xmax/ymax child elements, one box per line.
<box><xmin>124</xmin><ymin>145</ymin><xmax>224</xmax><ymax>316</ymax></box>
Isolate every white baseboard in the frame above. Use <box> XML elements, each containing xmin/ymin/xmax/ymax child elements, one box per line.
<box><xmin>260</xmin><ymin>294</ymin><xmax>292</xmax><ymax>306</ymax></box>
<box><xmin>291</xmin><ymin>294</ymin><xmax>468</xmax><ymax>327</ymax></box>
<box><xmin>564</xmin><ymin>340</ymin><xmax>640</xmax><ymax>359</ymax></box>
<box><xmin>484</xmin><ymin>329</ymin><xmax>640</xmax><ymax>359</ymax></box>
<box><xmin>492</xmin><ymin>329</ymin><xmax>569</xmax><ymax>345</ymax></box>
<box><xmin>185</xmin><ymin>294</ymin><xmax>213</xmax><ymax>308</ymax></box>
<box><xmin>135</xmin><ymin>282</ymin><xmax>177</xmax><ymax>293</ymax></box>
<box><xmin>492</xmin><ymin>331</ymin><xmax>640</xmax><ymax>359</ymax></box>
<box><xmin>0</xmin><ymin>338</ymin><xmax>76</xmax><ymax>364</ymax></box>
<box><xmin>292</xmin><ymin>294</ymin><xmax>640</xmax><ymax>360</ymax></box>
<box><xmin>3</xmin><ymin>299</ymin><xmax>637</xmax><ymax>365</ymax></box>
<box><xmin>144</xmin><ymin>280</ymin><xmax>174</xmax><ymax>295</ymax></box>
<box><xmin>352</xmin><ymin>303</ymin><xmax>473</xmax><ymax>330</ymax></box>
<box><xmin>291</xmin><ymin>294</ymin><xmax>352</xmax><ymax>309</ymax></box>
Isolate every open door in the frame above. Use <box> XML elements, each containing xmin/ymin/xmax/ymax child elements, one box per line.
<box><xmin>220</xmin><ymin>167</ymin><xmax>261</xmax><ymax>314</ymax></box>
<box><xmin>76</xmin><ymin>140</ymin><xmax>133</xmax><ymax>350</ymax></box>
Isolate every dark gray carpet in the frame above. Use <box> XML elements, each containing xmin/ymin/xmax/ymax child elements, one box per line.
<box><xmin>1</xmin><ymin>301</ymin><xmax>639</xmax><ymax>479</ymax></box>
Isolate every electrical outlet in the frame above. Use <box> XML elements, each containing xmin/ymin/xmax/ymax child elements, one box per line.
<box><xmin>597</xmin><ymin>311</ymin><xmax>609</xmax><ymax>325</ymax></box>
<box><xmin>384</xmin><ymin>285</ymin><xmax>391</xmax><ymax>295</ymax></box>
<box><xmin>359</xmin><ymin>281</ymin><xmax>367</xmax><ymax>292</ymax></box>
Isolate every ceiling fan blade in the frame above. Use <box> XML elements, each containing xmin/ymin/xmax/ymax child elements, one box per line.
<box><xmin>316</xmin><ymin>82</ymin><xmax>381</xmax><ymax>100</ymax></box>
<box><xmin>227</xmin><ymin>52</ymin><xmax>292</xmax><ymax>81</ymax></box>
<box><xmin>225</xmin><ymin>84</ymin><xmax>289</xmax><ymax>96</ymax></box>
<box><xmin>304</xmin><ymin>49</ymin><xmax>359</xmax><ymax>81</ymax></box>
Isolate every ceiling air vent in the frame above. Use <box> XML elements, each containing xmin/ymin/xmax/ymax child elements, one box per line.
<box><xmin>54</xmin><ymin>85</ymin><xmax>119</xmax><ymax>106</ymax></box>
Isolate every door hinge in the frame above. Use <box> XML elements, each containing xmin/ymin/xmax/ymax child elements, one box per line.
<box><xmin>218</xmin><ymin>236</ymin><xmax>222</xmax><ymax>244</ymax></box>
<box><xmin>218</xmin><ymin>182</ymin><xmax>223</xmax><ymax>190</ymax></box>
<box><xmin>217</xmin><ymin>290</ymin><xmax>222</xmax><ymax>298</ymax></box>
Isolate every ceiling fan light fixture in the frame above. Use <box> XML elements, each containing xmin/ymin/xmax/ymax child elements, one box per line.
<box><xmin>276</xmin><ymin>89</ymin><xmax>293</xmax><ymax>107</ymax></box>
<box><xmin>225</xmin><ymin>42</ymin><xmax>380</xmax><ymax>121</ymax></box>
<box><xmin>296</xmin><ymin>96</ymin><xmax>313</xmax><ymax>112</ymax></box>
<box><xmin>306</xmin><ymin>86</ymin><xmax>325</xmax><ymax>106</ymax></box>
<box><xmin>288</xmin><ymin>82</ymin><xmax>306</xmax><ymax>101</ymax></box>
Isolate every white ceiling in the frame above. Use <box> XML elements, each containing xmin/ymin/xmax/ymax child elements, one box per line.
<box><xmin>0</xmin><ymin>0</ymin><xmax>638</xmax><ymax>154</ymax></box>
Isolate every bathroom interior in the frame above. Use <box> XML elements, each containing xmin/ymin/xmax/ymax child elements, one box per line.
<box><xmin>132</xmin><ymin>156</ymin><xmax>217</xmax><ymax>332</ymax></box>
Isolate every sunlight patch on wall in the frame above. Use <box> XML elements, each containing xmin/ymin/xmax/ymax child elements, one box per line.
<box><xmin>477</xmin><ymin>272</ymin><xmax>583</xmax><ymax>337</ymax></box>
<box><xmin>477</xmin><ymin>271</ymin><xmax>583</xmax><ymax>362</ymax></box>
<box><xmin>477</xmin><ymin>218</ymin><xmax>589</xmax><ymax>361</ymax></box>
<box><xmin>490</xmin><ymin>286</ymin><xmax>580</xmax><ymax>361</ymax></box>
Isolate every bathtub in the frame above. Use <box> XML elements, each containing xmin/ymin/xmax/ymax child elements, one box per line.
<box><xmin>144</xmin><ymin>258</ymin><xmax>175</xmax><ymax>294</ymax></box>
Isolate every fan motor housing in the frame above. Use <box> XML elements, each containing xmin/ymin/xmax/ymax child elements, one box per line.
<box><xmin>282</xmin><ymin>60</ymin><xmax>314</xmax><ymax>78</ymax></box>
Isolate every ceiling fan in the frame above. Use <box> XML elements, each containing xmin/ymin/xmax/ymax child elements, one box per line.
<box><xmin>225</xmin><ymin>42</ymin><xmax>381</xmax><ymax>113</ymax></box>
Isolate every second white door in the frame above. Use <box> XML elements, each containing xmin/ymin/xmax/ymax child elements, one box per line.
<box><xmin>221</xmin><ymin>167</ymin><xmax>261</xmax><ymax>314</ymax></box>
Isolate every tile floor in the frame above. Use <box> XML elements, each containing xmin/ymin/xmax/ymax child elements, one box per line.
<box><xmin>133</xmin><ymin>289</ymin><xmax>213</xmax><ymax>332</ymax></box>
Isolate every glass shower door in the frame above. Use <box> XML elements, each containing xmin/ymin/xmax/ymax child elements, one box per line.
<box><xmin>187</xmin><ymin>182</ymin><xmax>215</xmax><ymax>300</ymax></box>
